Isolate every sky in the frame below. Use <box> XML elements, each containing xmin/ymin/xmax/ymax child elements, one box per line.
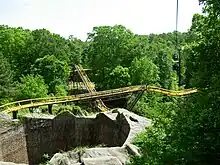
<box><xmin>0</xmin><ymin>0</ymin><xmax>202</xmax><ymax>40</ymax></box>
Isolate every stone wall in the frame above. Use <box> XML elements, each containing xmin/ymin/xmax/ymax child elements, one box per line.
<box><xmin>0</xmin><ymin>109</ymin><xmax>150</xmax><ymax>164</ymax></box>
<box><xmin>24</xmin><ymin>117</ymin><xmax>54</xmax><ymax>164</ymax></box>
<box><xmin>23</xmin><ymin>112</ymin><xmax>98</xmax><ymax>164</ymax></box>
<box><xmin>95</xmin><ymin>112</ymin><xmax>130</xmax><ymax>147</ymax></box>
<box><xmin>0</xmin><ymin>125</ymin><xmax>28</xmax><ymax>164</ymax></box>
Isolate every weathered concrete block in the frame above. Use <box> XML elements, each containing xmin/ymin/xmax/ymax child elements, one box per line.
<box><xmin>82</xmin><ymin>156</ymin><xmax>122</xmax><ymax>165</ymax></box>
<box><xmin>48</xmin><ymin>151</ymin><xmax>80</xmax><ymax>165</ymax></box>
<box><xmin>0</xmin><ymin>161</ymin><xmax>27</xmax><ymax>165</ymax></box>
<box><xmin>0</xmin><ymin>125</ymin><xmax>28</xmax><ymax>164</ymax></box>
<box><xmin>81</xmin><ymin>147</ymin><xmax>129</xmax><ymax>164</ymax></box>
<box><xmin>0</xmin><ymin>108</ymin><xmax>151</xmax><ymax>165</ymax></box>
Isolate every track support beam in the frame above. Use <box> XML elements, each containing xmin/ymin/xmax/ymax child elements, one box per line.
<box><xmin>48</xmin><ymin>104</ymin><xmax>53</xmax><ymax>114</ymax></box>
<box><xmin>127</xmin><ymin>91</ymin><xmax>144</xmax><ymax>111</ymax></box>
<box><xmin>12</xmin><ymin>111</ymin><xmax>18</xmax><ymax>119</ymax></box>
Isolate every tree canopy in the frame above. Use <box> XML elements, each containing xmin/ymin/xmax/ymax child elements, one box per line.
<box><xmin>0</xmin><ymin>53</ymin><xmax>14</xmax><ymax>103</ymax></box>
<box><xmin>15</xmin><ymin>75</ymin><xmax>48</xmax><ymax>100</ymax></box>
<box><xmin>131</xmin><ymin>1</ymin><xmax>220</xmax><ymax>164</ymax></box>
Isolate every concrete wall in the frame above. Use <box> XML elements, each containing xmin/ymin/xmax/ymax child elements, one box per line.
<box><xmin>24</xmin><ymin>117</ymin><xmax>54</xmax><ymax>164</ymax></box>
<box><xmin>95</xmin><ymin>112</ymin><xmax>130</xmax><ymax>147</ymax></box>
<box><xmin>0</xmin><ymin>111</ymin><xmax>131</xmax><ymax>164</ymax></box>
<box><xmin>0</xmin><ymin>125</ymin><xmax>28</xmax><ymax>164</ymax></box>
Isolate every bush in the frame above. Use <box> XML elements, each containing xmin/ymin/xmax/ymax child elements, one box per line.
<box><xmin>15</xmin><ymin>74</ymin><xmax>48</xmax><ymax>100</ymax></box>
<box><xmin>53</xmin><ymin>104</ymin><xmax>87</xmax><ymax>116</ymax></box>
<box><xmin>55</xmin><ymin>85</ymin><xmax>68</xmax><ymax>96</ymax></box>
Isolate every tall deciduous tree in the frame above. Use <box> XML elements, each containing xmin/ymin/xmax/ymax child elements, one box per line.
<box><xmin>31</xmin><ymin>55</ymin><xmax>69</xmax><ymax>94</ymax></box>
<box><xmin>16</xmin><ymin>75</ymin><xmax>48</xmax><ymax>100</ymax></box>
<box><xmin>68</xmin><ymin>35</ymin><xmax>84</xmax><ymax>64</ymax></box>
<box><xmin>0</xmin><ymin>53</ymin><xmax>14</xmax><ymax>103</ymax></box>
<box><xmin>106</xmin><ymin>65</ymin><xmax>131</xmax><ymax>89</ymax></box>
<box><xmin>132</xmin><ymin>3</ymin><xmax>220</xmax><ymax>164</ymax></box>
<box><xmin>199</xmin><ymin>0</ymin><xmax>220</xmax><ymax>15</ymax></box>
<box><xmin>0</xmin><ymin>26</ymin><xmax>31</xmax><ymax>78</ymax></box>
<box><xmin>83</xmin><ymin>25</ymin><xmax>150</xmax><ymax>89</ymax></box>
<box><xmin>130</xmin><ymin>57</ymin><xmax>160</xmax><ymax>85</ymax></box>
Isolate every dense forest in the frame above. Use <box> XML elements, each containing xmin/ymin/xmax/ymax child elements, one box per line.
<box><xmin>0</xmin><ymin>0</ymin><xmax>219</xmax><ymax>164</ymax></box>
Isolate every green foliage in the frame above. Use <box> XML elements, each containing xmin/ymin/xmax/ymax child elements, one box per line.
<box><xmin>55</xmin><ymin>85</ymin><xmax>67</xmax><ymax>96</ymax></box>
<box><xmin>83</xmin><ymin>25</ymin><xmax>180</xmax><ymax>90</ymax></box>
<box><xmin>131</xmin><ymin>4</ymin><xmax>220</xmax><ymax>165</ymax></box>
<box><xmin>39</xmin><ymin>153</ymin><xmax>51</xmax><ymax>165</ymax></box>
<box><xmin>154</xmin><ymin>51</ymin><xmax>177</xmax><ymax>89</ymax></box>
<box><xmin>199</xmin><ymin>0</ymin><xmax>220</xmax><ymax>15</ymax></box>
<box><xmin>0</xmin><ymin>53</ymin><xmax>14</xmax><ymax>103</ymax></box>
<box><xmin>131</xmin><ymin>102</ymin><xmax>174</xmax><ymax>165</ymax></box>
<box><xmin>0</xmin><ymin>26</ymin><xmax>31</xmax><ymax>77</ymax></box>
<box><xmin>132</xmin><ymin>93</ymin><xmax>162</xmax><ymax>118</ymax></box>
<box><xmin>72</xmin><ymin>105</ymin><xmax>85</xmax><ymax>115</ymax></box>
<box><xmin>1</xmin><ymin>15</ymin><xmax>213</xmax><ymax>164</ymax></box>
<box><xmin>53</xmin><ymin>104</ymin><xmax>87</xmax><ymax>116</ymax></box>
<box><xmin>130</xmin><ymin>57</ymin><xmax>159</xmax><ymax>85</ymax></box>
<box><xmin>31</xmin><ymin>55</ymin><xmax>69</xmax><ymax>94</ymax></box>
<box><xmin>15</xmin><ymin>74</ymin><xmax>48</xmax><ymax>100</ymax></box>
<box><xmin>84</xmin><ymin>25</ymin><xmax>136</xmax><ymax>69</ymax></box>
<box><xmin>83</xmin><ymin>25</ymin><xmax>154</xmax><ymax>89</ymax></box>
<box><xmin>0</xmin><ymin>26</ymin><xmax>82</xmax><ymax>81</ymax></box>
<box><xmin>26</xmin><ymin>29</ymin><xmax>70</xmax><ymax>63</ymax></box>
<box><xmin>68</xmin><ymin>35</ymin><xmax>84</xmax><ymax>64</ymax></box>
<box><xmin>53</xmin><ymin>105</ymin><xmax>73</xmax><ymax>115</ymax></box>
<box><xmin>105</xmin><ymin>65</ymin><xmax>131</xmax><ymax>89</ymax></box>
<box><xmin>0</xmin><ymin>24</ymin><xmax>181</xmax><ymax>97</ymax></box>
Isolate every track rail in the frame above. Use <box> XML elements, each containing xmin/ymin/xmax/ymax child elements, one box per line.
<box><xmin>75</xmin><ymin>64</ymin><xmax>109</xmax><ymax>111</ymax></box>
<box><xmin>0</xmin><ymin>85</ymin><xmax>197</xmax><ymax>113</ymax></box>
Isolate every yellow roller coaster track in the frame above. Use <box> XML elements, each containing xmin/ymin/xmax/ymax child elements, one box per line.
<box><xmin>0</xmin><ymin>85</ymin><xmax>197</xmax><ymax>113</ymax></box>
<box><xmin>75</xmin><ymin>64</ymin><xmax>109</xmax><ymax>111</ymax></box>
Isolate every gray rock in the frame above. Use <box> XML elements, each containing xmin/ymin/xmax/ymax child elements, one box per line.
<box><xmin>0</xmin><ymin>112</ymin><xmax>14</xmax><ymax>133</ymax></box>
<box><xmin>0</xmin><ymin>161</ymin><xmax>27</xmax><ymax>165</ymax></box>
<box><xmin>125</xmin><ymin>143</ymin><xmax>141</xmax><ymax>156</ymax></box>
<box><xmin>24</xmin><ymin>113</ymin><xmax>54</xmax><ymax>119</ymax></box>
<box><xmin>48</xmin><ymin>153</ymin><xmax>71</xmax><ymax>165</ymax></box>
<box><xmin>0</xmin><ymin>108</ymin><xmax>150</xmax><ymax>164</ymax></box>
<box><xmin>81</xmin><ymin>147</ymin><xmax>129</xmax><ymax>164</ymax></box>
<box><xmin>47</xmin><ymin>109</ymin><xmax>150</xmax><ymax>165</ymax></box>
<box><xmin>48</xmin><ymin>151</ymin><xmax>80</xmax><ymax>165</ymax></box>
<box><xmin>48</xmin><ymin>147</ymin><xmax>129</xmax><ymax>165</ymax></box>
<box><xmin>114</xmin><ymin>108</ymin><xmax>151</xmax><ymax>145</ymax></box>
<box><xmin>82</xmin><ymin>156</ymin><xmax>122</xmax><ymax>165</ymax></box>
